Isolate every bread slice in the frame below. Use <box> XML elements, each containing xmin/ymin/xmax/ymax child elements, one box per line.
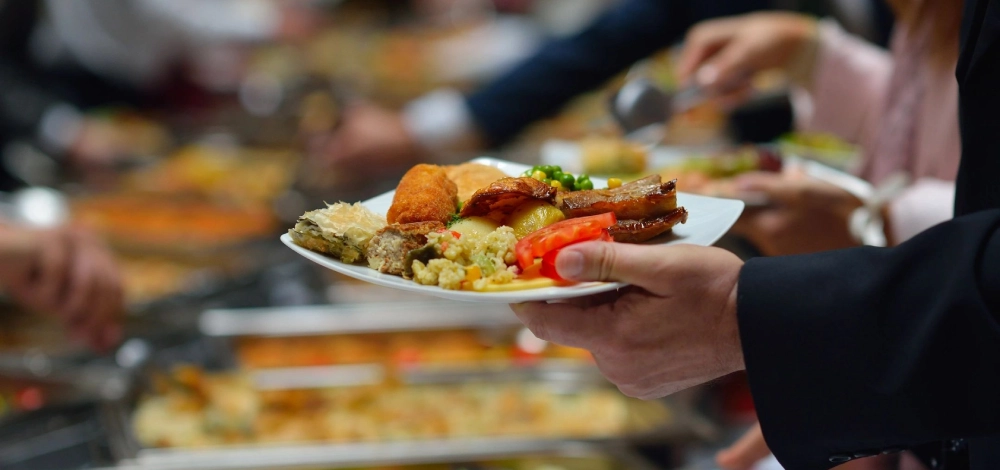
<box><xmin>288</xmin><ymin>203</ymin><xmax>386</xmax><ymax>264</ymax></box>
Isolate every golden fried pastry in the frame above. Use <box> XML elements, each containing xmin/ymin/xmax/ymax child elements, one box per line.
<box><xmin>387</xmin><ymin>164</ymin><xmax>458</xmax><ymax>224</ymax></box>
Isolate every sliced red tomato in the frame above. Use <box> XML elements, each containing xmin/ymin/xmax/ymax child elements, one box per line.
<box><xmin>540</xmin><ymin>229</ymin><xmax>612</xmax><ymax>281</ymax></box>
<box><xmin>516</xmin><ymin>212</ymin><xmax>617</xmax><ymax>270</ymax></box>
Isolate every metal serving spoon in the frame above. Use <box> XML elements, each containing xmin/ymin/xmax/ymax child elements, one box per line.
<box><xmin>609</xmin><ymin>78</ymin><xmax>709</xmax><ymax>148</ymax></box>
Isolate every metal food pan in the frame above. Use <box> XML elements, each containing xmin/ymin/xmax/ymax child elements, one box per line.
<box><xmin>107</xmin><ymin>336</ymin><xmax>710</xmax><ymax>469</ymax></box>
<box><xmin>120</xmin><ymin>438</ymin><xmax>661</xmax><ymax>470</ymax></box>
<box><xmin>199</xmin><ymin>301</ymin><xmax>521</xmax><ymax>338</ymax></box>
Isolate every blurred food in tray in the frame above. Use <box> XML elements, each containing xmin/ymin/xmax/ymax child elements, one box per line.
<box><xmin>0</xmin><ymin>307</ymin><xmax>83</xmax><ymax>356</ymax></box>
<box><xmin>71</xmin><ymin>196</ymin><xmax>277</xmax><ymax>251</ymax></box>
<box><xmin>235</xmin><ymin>329</ymin><xmax>592</xmax><ymax>370</ymax></box>
<box><xmin>321</xmin><ymin>453</ymin><xmax>640</xmax><ymax>470</ymax></box>
<box><xmin>653</xmin><ymin>146</ymin><xmax>783</xmax><ymax>194</ymax></box>
<box><xmin>118</xmin><ymin>256</ymin><xmax>232</xmax><ymax>306</ymax></box>
<box><xmin>83</xmin><ymin>109</ymin><xmax>174</xmax><ymax>160</ymax></box>
<box><xmin>579</xmin><ymin>136</ymin><xmax>648</xmax><ymax>176</ymax></box>
<box><xmin>777</xmin><ymin>131</ymin><xmax>859</xmax><ymax>171</ymax></box>
<box><xmin>120</xmin><ymin>144</ymin><xmax>299</xmax><ymax>206</ymax></box>
<box><xmin>133</xmin><ymin>365</ymin><xmax>670</xmax><ymax>448</ymax></box>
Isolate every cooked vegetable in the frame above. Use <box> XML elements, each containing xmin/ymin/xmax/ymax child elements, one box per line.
<box><xmin>521</xmin><ymin>165</ymin><xmax>587</xmax><ymax>192</ymax></box>
<box><xmin>505</xmin><ymin>201</ymin><xmax>566</xmax><ymax>239</ymax></box>
<box><xmin>449</xmin><ymin>216</ymin><xmax>501</xmax><ymax>238</ymax></box>
<box><xmin>471</xmin><ymin>253</ymin><xmax>496</xmax><ymax>276</ymax></box>
<box><xmin>558</xmin><ymin>173</ymin><xmax>576</xmax><ymax>189</ymax></box>
<box><xmin>607</xmin><ymin>178</ymin><xmax>622</xmax><ymax>189</ymax></box>
<box><xmin>514</xmin><ymin>212</ymin><xmax>617</xmax><ymax>270</ymax></box>
<box><xmin>403</xmin><ymin>244</ymin><xmax>441</xmax><ymax>278</ymax></box>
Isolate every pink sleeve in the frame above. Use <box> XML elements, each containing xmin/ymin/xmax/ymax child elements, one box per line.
<box><xmin>887</xmin><ymin>178</ymin><xmax>955</xmax><ymax>244</ymax></box>
<box><xmin>790</xmin><ymin>20</ymin><xmax>893</xmax><ymax>147</ymax></box>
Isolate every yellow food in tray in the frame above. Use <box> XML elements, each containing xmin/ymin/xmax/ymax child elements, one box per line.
<box><xmin>133</xmin><ymin>366</ymin><xmax>667</xmax><ymax>448</ymax></box>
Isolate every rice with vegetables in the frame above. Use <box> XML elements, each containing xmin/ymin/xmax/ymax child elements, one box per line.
<box><xmin>412</xmin><ymin>227</ymin><xmax>518</xmax><ymax>290</ymax></box>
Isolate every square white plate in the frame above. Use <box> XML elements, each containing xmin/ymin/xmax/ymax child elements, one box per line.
<box><xmin>281</xmin><ymin>157</ymin><xmax>744</xmax><ymax>303</ymax></box>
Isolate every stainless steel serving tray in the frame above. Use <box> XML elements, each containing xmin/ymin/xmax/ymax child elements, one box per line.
<box><xmin>104</xmin><ymin>302</ymin><xmax>717</xmax><ymax>469</ymax></box>
<box><xmin>199</xmin><ymin>301</ymin><xmax>521</xmax><ymax>337</ymax></box>
<box><xmin>118</xmin><ymin>438</ymin><xmax>661</xmax><ymax>470</ymax></box>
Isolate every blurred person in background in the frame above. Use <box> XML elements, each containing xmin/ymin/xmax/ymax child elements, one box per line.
<box><xmin>676</xmin><ymin>0</ymin><xmax>961</xmax><ymax>260</ymax></box>
<box><xmin>0</xmin><ymin>223</ymin><xmax>123</xmax><ymax>352</ymax></box>
<box><xmin>0</xmin><ymin>0</ymin><xmax>317</xmax><ymax>187</ymax></box>
<box><xmin>674</xmin><ymin>2</ymin><xmax>963</xmax><ymax>468</ymax></box>
<box><xmin>318</xmin><ymin>0</ymin><xmax>774</xmax><ymax>177</ymax></box>
<box><xmin>318</xmin><ymin>0</ymin><xmax>893</xmax><ymax>180</ymax></box>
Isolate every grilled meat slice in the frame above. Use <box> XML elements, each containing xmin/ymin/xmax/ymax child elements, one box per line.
<box><xmin>557</xmin><ymin>176</ymin><xmax>678</xmax><ymax>220</ymax></box>
<box><xmin>459</xmin><ymin>177</ymin><xmax>557</xmax><ymax>219</ymax></box>
<box><xmin>609</xmin><ymin>207</ymin><xmax>689</xmax><ymax>243</ymax></box>
<box><xmin>367</xmin><ymin>221</ymin><xmax>444</xmax><ymax>277</ymax></box>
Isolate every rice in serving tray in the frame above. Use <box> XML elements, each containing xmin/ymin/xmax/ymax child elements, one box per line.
<box><xmin>412</xmin><ymin>227</ymin><xmax>518</xmax><ymax>291</ymax></box>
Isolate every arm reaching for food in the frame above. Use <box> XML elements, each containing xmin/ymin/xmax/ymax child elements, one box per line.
<box><xmin>0</xmin><ymin>225</ymin><xmax>124</xmax><ymax>352</ymax></box>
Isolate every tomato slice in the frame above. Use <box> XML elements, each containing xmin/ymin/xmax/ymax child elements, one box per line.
<box><xmin>516</xmin><ymin>212</ymin><xmax>617</xmax><ymax>270</ymax></box>
<box><xmin>540</xmin><ymin>229</ymin><xmax>612</xmax><ymax>281</ymax></box>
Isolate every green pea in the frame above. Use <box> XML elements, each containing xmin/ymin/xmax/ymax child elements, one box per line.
<box><xmin>577</xmin><ymin>179</ymin><xmax>594</xmax><ymax>191</ymax></box>
<box><xmin>551</xmin><ymin>165</ymin><xmax>563</xmax><ymax>173</ymax></box>
<box><xmin>577</xmin><ymin>173</ymin><xmax>590</xmax><ymax>181</ymax></box>
<box><xmin>558</xmin><ymin>173</ymin><xmax>576</xmax><ymax>189</ymax></box>
<box><xmin>541</xmin><ymin>165</ymin><xmax>558</xmax><ymax>177</ymax></box>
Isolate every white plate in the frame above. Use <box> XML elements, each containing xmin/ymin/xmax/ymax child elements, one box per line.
<box><xmin>281</xmin><ymin>157</ymin><xmax>744</xmax><ymax>303</ymax></box>
<box><xmin>541</xmin><ymin>140</ymin><xmax>874</xmax><ymax>209</ymax></box>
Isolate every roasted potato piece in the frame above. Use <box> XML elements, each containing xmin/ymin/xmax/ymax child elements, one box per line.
<box><xmin>504</xmin><ymin>201</ymin><xmax>565</xmax><ymax>239</ymax></box>
<box><xmin>449</xmin><ymin>216</ymin><xmax>500</xmax><ymax>238</ymax></box>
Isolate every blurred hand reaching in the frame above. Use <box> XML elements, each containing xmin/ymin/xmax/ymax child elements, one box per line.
<box><xmin>676</xmin><ymin>13</ymin><xmax>819</xmax><ymax>109</ymax></box>
<box><xmin>730</xmin><ymin>172</ymin><xmax>863</xmax><ymax>256</ymax></box>
<box><xmin>313</xmin><ymin>103</ymin><xmax>425</xmax><ymax>179</ymax></box>
<box><xmin>0</xmin><ymin>225</ymin><xmax>124</xmax><ymax>352</ymax></box>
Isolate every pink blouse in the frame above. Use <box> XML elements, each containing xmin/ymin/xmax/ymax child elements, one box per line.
<box><xmin>791</xmin><ymin>20</ymin><xmax>960</xmax><ymax>243</ymax></box>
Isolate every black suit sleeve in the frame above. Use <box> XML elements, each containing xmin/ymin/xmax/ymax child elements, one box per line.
<box><xmin>738</xmin><ymin>210</ymin><xmax>1000</xmax><ymax>470</ymax></box>
<box><xmin>464</xmin><ymin>0</ymin><xmax>769</xmax><ymax>146</ymax></box>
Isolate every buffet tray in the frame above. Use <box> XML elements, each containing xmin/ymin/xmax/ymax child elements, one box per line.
<box><xmin>117</xmin><ymin>441</ymin><xmax>660</xmax><ymax>470</ymax></box>
<box><xmin>199</xmin><ymin>301</ymin><xmax>521</xmax><ymax>337</ymax></box>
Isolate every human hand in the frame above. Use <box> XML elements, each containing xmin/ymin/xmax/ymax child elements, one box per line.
<box><xmin>716</xmin><ymin>422</ymin><xmax>772</xmax><ymax>470</ymax></box>
<box><xmin>676</xmin><ymin>13</ymin><xmax>818</xmax><ymax>108</ymax></box>
<box><xmin>312</xmin><ymin>103</ymin><xmax>425</xmax><ymax>178</ymax></box>
<box><xmin>0</xmin><ymin>226</ymin><xmax>124</xmax><ymax>352</ymax></box>
<box><xmin>730</xmin><ymin>172</ymin><xmax>862</xmax><ymax>256</ymax></box>
<box><xmin>511</xmin><ymin>242</ymin><xmax>744</xmax><ymax>399</ymax></box>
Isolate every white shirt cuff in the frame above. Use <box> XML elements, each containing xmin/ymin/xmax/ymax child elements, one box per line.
<box><xmin>402</xmin><ymin>89</ymin><xmax>477</xmax><ymax>156</ymax></box>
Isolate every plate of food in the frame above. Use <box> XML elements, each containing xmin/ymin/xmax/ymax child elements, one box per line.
<box><xmin>281</xmin><ymin>157</ymin><xmax>744</xmax><ymax>303</ymax></box>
